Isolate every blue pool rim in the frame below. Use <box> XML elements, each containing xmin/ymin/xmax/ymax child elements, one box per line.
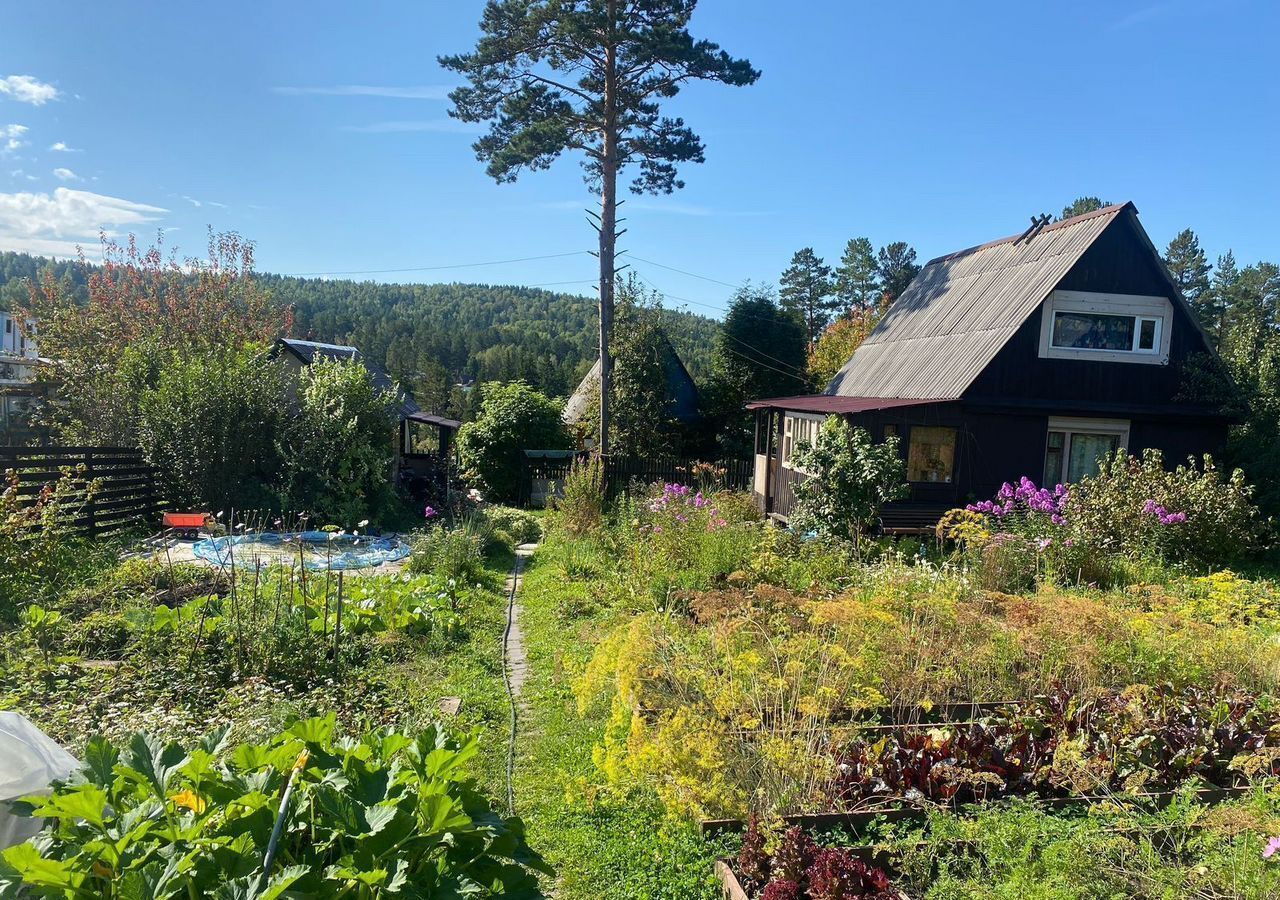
<box><xmin>191</xmin><ymin>531</ymin><xmax>410</xmax><ymax>571</ymax></box>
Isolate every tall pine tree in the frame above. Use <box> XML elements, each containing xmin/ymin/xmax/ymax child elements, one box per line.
<box><xmin>1164</xmin><ymin>228</ymin><xmax>1215</xmax><ymax>335</ymax></box>
<box><xmin>876</xmin><ymin>241</ymin><xmax>920</xmax><ymax>302</ymax></box>
<box><xmin>441</xmin><ymin>0</ymin><xmax>759</xmax><ymax>453</ymax></box>
<box><xmin>1057</xmin><ymin>196</ymin><xmax>1111</xmax><ymax>220</ymax></box>
<box><xmin>779</xmin><ymin>248</ymin><xmax>837</xmax><ymax>348</ymax></box>
<box><xmin>834</xmin><ymin>237</ymin><xmax>880</xmax><ymax>313</ymax></box>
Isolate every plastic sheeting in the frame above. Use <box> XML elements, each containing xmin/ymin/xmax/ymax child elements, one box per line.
<box><xmin>0</xmin><ymin>712</ymin><xmax>79</xmax><ymax>849</ymax></box>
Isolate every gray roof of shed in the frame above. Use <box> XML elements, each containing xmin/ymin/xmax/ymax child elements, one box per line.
<box><xmin>563</xmin><ymin>335</ymin><xmax>702</xmax><ymax>425</ymax></box>
<box><xmin>825</xmin><ymin>203</ymin><xmax>1130</xmax><ymax>400</ymax></box>
<box><xmin>276</xmin><ymin>337</ymin><xmax>421</xmax><ymax>418</ymax></box>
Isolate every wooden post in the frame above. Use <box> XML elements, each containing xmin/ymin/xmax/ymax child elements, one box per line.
<box><xmin>83</xmin><ymin>448</ymin><xmax>96</xmax><ymax>535</ymax></box>
<box><xmin>332</xmin><ymin>571</ymin><xmax>344</xmax><ymax>672</ymax></box>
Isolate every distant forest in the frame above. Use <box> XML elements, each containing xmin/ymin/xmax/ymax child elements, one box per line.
<box><xmin>0</xmin><ymin>251</ymin><xmax>720</xmax><ymax>415</ymax></box>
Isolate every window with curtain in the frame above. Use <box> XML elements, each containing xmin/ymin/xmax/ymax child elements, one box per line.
<box><xmin>906</xmin><ymin>426</ymin><xmax>956</xmax><ymax>483</ymax></box>
<box><xmin>1043</xmin><ymin>418</ymin><xmax>1129</xmax><ymax>484</ymax></box>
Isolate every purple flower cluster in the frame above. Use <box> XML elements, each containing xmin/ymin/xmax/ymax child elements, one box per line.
<box><xmin>1143</xmin><ymin>499</ymin><xmax>1188</xmax><ymax>525</ymax></box>
<box><xmin>968</xmin><ymin>477</ymin><xmax>1069</xmax><ymax>525</ymax></box>
<box><xmin>647</xmin><ymin>482</ymin><xmax>729</xmax><ymax>531</ymax></box>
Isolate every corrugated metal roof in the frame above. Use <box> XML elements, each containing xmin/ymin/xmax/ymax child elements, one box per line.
<box><xmin>406</xmin><ymin>411</ymin><xmax>462</xmax><ymax>429</ymax></box>
<box><xmin>825</xmin><ymin>203</ymin><xmax>1130</xmax><ymax>400</ymax></box>
<box><xmin>745</xmin><ymin>395</ymin><xmax>942</xmax><ymax>413</ymax></box>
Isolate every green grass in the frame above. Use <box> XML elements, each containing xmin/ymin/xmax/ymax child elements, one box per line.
<box><xmin>383</xmin><ymin>544</ymin><xmax>516</xmax><ymax>794</ymax></box>
<box><xmin>510</xmin><ymin>537</ymin><xmax>733</xmax><ymax>899</ymax></box>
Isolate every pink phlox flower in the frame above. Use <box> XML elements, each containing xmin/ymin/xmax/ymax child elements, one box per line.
<box><xmin>424</xmin><ymin>506</ymin><xmax>438</xmax><ymax>519</ymax></box>
<box><xmin>1264</xmin><ymin>835</ymin><xmax>1280</xmax><ymax>859</ymax></box>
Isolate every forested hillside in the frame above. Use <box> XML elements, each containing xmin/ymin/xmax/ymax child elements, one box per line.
<box><xmin>0</xmin><ymin>251</ymin><xmax>720</xmax><ymax>411</ymax></box>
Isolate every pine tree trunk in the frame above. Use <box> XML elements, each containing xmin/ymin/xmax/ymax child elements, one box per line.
<box><xmin>598</xmin><ymin>12</ymin><xmax>618</xmax><ymax>456</ymax></box>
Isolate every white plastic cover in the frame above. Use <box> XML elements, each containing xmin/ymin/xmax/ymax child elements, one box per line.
<box><xmin>0</xmin><ymin>712</ymin><xmax>80</xmax><ymax>849</ymax></box>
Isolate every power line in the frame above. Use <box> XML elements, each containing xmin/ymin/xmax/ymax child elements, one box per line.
<box><xmin>280</xmin><ymin>250</ymin><xmax>594</xmax><ymax>279</ymax></box>
<box><xmin>631</xmin><ymin>271</ymin><xmax>810</xmax><ymax>380</ymax></box>
<box><xmin>721</xmin><ymin>343</ymin><xmax>811</xmax><ymax>386</ymax></box>
<box><xmin>627</xmin><ymin>260</ymin><xmax>811</xmax><ymax>337</ymax></box>
<box><xmin>627</xmin><ymin>254</ymin><xmax>745</xmax><ymax>290</ymax></box>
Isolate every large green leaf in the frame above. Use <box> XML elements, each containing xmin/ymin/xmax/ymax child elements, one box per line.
<box><xmin>0</xmin><ymin>843</ymin><xmax>84</xmax><ymax>892</ymax></box>
<box><xmin>122</xmin><ymin>734</ymin><xmax>190</xmax><ymax>798</ymax></box>
<box><xmin>21</xmin><ymin>784</ymin><xmax>109</xmax><ymax>829</ymax></box>
<box><xmin>80</xmin><ymin>734</ymin><xmax>119</xmax><ymax>789</ymax></box>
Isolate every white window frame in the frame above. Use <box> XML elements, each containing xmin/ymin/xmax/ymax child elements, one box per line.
<box><xmin>1044</xmin><ymin>416</ymin><xmax>1130</xmax><ymax>485</ymax></box>
<box><xmin>1038</xmin><ymin>290</ymin><xmax>1173</xmax><ymax>365</ymax></box>
<box><xmin>781</xmin><ymin>412</ymin><xmax>825</xmax><ymax>473</ymax></box>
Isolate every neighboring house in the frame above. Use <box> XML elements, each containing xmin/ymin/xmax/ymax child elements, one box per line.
<box><xmin>272</xmin><ymin>338</ymin><xmax>461</xmax><ymax>479</ymax></box>
<box><xmin>563</xmin><ymin>338</ymin><xmax>702</xmax><ymax>446</ymax></box>
<box><xmin>0</xmin><ymin>311</ymin><xmax>50</xmax><ymax>445</ymax></box>
<box><xmin>748</xmin><ymin>202</ymin><xmax>1234</xmax><ymax>528</ymax></box>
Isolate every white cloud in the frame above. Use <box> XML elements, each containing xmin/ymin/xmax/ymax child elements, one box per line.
<box><xmin>0</xmin><ymin>75</ymin><xmax>59</xmax><ymax>106</ymax></box>
<box><xmin>49</xmin><ymin>141</ymin><xmax>79</xmax><ymax>152</ymax></box>
<box><xmin>273</xmin><ymin>84</ymin><xmax>451</xmax><ymax>99</ymax></box>
<box><xmin>179</xmin><ymin>194</ymin><xmax>228</xmax><ymax>209</ymax></box>
<box><xmin>341</xmin><ymin>119</ymin><xmax>477</xmax><ymax>134</ymax></box>
<box><xmin>52</xmin><ymin>167</ymin><xmax>79</xmax><ymax>182</ymax></box>
<box><xmin>2</xmin><ymin>124</ymin><xmax>28</xmax><ymax>153</ymax></box>
<box><xmin>7</xmin><ymin>169</ymin><xmax>37</xmax><ymax>182</ymax></box>
<box><xmin>0</xmin><ymin>187</ymin><xmax>167</xmax><ymax>257</ymax></box>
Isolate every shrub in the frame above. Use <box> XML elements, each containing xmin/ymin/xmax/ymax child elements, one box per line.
<box><xmin>482</xmin><ymin>505</ymin><xmax>542</xmax><ymax>546</ymax></box>
<box><xmin>277</xmin><ymin>358</ymin><xmax>399</xmax><ymax>526</ymax></box>
<box><xmin>457</xmin><ymin>381</ymin><xmax>569</xmax><ymax>503</ymax></box>
<box><xmin>1067</xmin><ymin>449</ymin><xmax>1262</xmax><ymax>567</ymax></box>
<box><xmin>408</xmin><ymin>521</ymin><xmax>488</xmax><ymax>586</ymax></box>
<box><xmin>0</xmin><ymin>468</ymin><xmax>95</xmax><ymax>622</ymax></box>
<box><xmin>965</xmin><ymin>453</ymin><xmax>1264</xmax><ymax>583</ymax></box>
<box><xmin>555</xmin><ymin>454</ymin><xmax>605</xmax><ymax>536</ymax></box>
<box><xmin>0</xmin><ymin>716</ymin><xmax>549</xmax><ymax>897</ymax></box>
<box><xmin>790</xmin><ymin>418</ymin><xmax>908</xmax><ymax>549</ymax></box>
<box><xmin>135</xmin><ymin>345</ymin><xmax>285</xmax><ymax>512</ymax></box>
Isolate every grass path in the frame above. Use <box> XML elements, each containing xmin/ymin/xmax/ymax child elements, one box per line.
<box><xmin>507</xmin><ymin>542</ymin><xmax>731</xmax><ymax>900</ymax></box>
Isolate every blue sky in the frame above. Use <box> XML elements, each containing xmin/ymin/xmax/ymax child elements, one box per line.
<box><xmin>1</xmin><ymin>0</ymin><xmax>1276</xmax><ymax>317</ymax></box>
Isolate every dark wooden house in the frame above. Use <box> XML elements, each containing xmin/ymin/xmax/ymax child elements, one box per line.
<box><xmin>749</xmin><ymin>203</ymin><xmax>1233</xmax><ymax>528</ymax></box>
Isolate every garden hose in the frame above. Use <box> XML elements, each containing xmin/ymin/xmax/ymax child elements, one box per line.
<box><xmin>500</xmin><ymin>551</ymin><xmax>526</xmax><ymax>817</ymax></box>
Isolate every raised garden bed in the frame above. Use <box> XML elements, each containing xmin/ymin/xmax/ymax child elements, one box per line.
<box><xmin>701</xmin><ymin>784</ymin><xmax>1255</xmax><ymax>836</ymax></box>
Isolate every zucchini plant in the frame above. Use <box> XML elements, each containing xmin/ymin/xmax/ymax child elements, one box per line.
<box><xmin>0</xmin><ymin>715</ymin><xmax>548</xmax><ymax>898</ymax></box>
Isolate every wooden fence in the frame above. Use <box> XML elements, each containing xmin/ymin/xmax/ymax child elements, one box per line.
<box><xmin>0</xmin><ymin>446</ymin><xmax>161</xmax><ymax>536</ymax></box>
<box><xmin>518</xmin><ymin>453</ymin><xmax>752</xmax><ymax>508</ymax></box>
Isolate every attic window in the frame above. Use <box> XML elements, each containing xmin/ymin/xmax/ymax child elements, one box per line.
<box><xmin>1050</xmin><ymin>311</ymin><xmax>1161</xmax><ymax>354</ymax></box>
<box><xmin>1039</xmin><ymin>290</ymin><xmax>1173</xmax><ymax>365</ymax></box>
